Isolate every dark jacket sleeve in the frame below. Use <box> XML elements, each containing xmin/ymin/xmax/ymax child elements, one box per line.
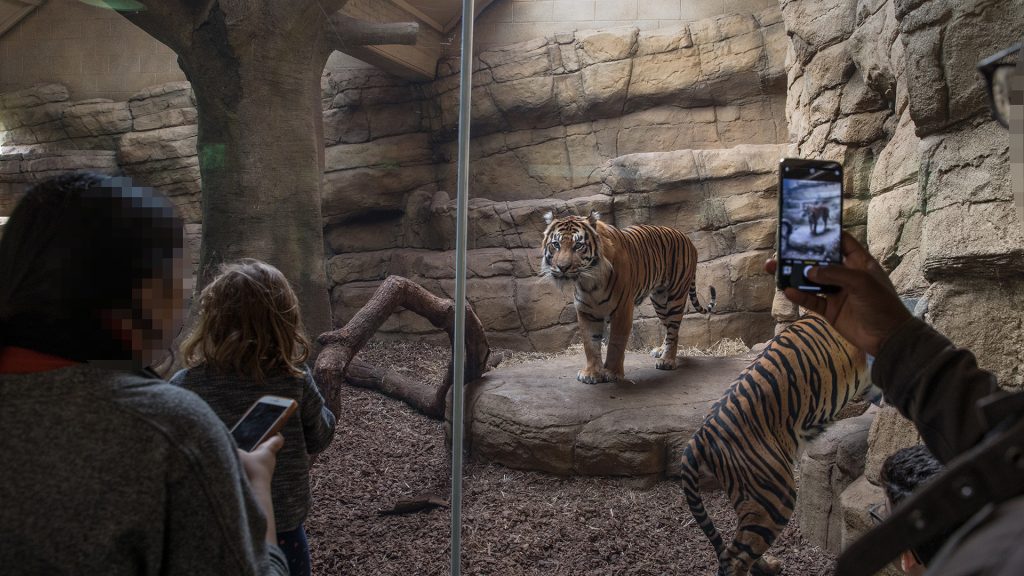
<box><xmin>300</xmin><ymin>366</ymin><xmax>337</xmax><ymax>455</ymax></box>
<box><xmin>871</xmin><ymin>317</ymin><xmax>999</xmax><ymax>463</ymax></box>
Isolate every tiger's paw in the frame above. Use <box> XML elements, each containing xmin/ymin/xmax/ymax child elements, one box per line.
<box><xmin>751</xmin><ymin>555</ymin><xmax>782</xmax><ymax>576</ymax></box>
<box><xmin>655</xmin><ymin>357</ymin><xmax>677</xmax><ymax>370</ymax></box>
<box><xmin>577</xmin><ymin>368</ymin><xmax>612</xmax><ymax>384</ymax></box>
<box><xmin>607</xmin><ymin>370</ymin><xmax>634</xmax><ymax>385</ymax></box>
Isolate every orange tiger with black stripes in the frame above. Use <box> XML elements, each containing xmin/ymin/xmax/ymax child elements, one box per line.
<box><xmin>540</xmin><ymin>211</ymin><xmax>716</xmax><ymax>384</ymax></box>
<box><xmin>680</xmin><ymin>313</ymin><xmax>870</xmax><ymax>576</ymax></box>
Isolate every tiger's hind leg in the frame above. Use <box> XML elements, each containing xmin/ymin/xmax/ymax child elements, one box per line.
<box><xmin>718</xmin><ymin>488</ymin><xmax>794</xmax><ymax>576</ymax></box>
<box><xmin>649</xmin><ymin>287</ymin><xmax>684</xmax><ymax>370</ymax></box>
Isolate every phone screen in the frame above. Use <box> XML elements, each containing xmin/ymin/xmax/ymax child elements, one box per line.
<box><xmin>231</xmin><ymin>402</ymin><xmax>288</xmax><ymax>452</ymax></box>
<box><xmin>778</xmin><ymin>159</ymin><xmax>843</xmax><ymax>292</ymax></box>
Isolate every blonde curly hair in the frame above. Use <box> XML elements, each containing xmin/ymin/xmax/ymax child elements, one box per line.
<box><xmin>181</xmin><ymin>259</ymin><xmax>310</xmax><ymax>381</ymax></box>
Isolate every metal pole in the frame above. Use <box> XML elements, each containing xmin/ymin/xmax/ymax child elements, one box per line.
<box><xmin>450</xmin><ymin>1</ymin><xmax>474</xmax><ymax>575</ymax></box>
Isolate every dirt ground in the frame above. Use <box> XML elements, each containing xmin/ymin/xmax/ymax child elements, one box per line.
<box><xmin>307</xmin><ymin>340</ymin><xmax>837</xmax><ymax>576</ymax></box>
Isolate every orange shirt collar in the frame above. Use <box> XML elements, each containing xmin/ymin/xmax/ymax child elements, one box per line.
<box><xmin>0</xmin><ymin>346</ymin><xmax>80</xmax><ymax>374</ymax></box>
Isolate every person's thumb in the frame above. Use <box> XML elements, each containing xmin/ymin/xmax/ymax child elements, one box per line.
<box><xmin>808</xmin><ymin>264</ymin><xmax>865</xmax><ymax>291</ymax></box>
<box><xmin>257</xmin><ymin>433</ymin><xmax>284</xmax><ymax>455</ymax></box>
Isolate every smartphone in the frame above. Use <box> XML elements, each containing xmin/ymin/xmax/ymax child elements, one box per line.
<box><xmin>230</xmin><ymin>395</ymin><xmax>298</xmax><ymax>452</ymax></box>
<box><xmin>777</xmin><ymin>158</ymin><xmax>843</xmax><ymax>293</ymax></box>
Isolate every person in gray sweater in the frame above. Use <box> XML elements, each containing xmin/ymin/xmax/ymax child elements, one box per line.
<box><xmin>172</xmin><ymin>258</ymin><xmax>337</xmax><ymax>576</ymax></box>
<box><xmin>0</xmin><ymin>173</ymin><xmax>289</xmax><ymax>575</ymax></box>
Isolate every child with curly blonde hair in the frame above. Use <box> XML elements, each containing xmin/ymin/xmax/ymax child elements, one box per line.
<box><xmin>172</xmin><ymin>259</ymin><xmax>336</xmax><ymax>576</ymax></box>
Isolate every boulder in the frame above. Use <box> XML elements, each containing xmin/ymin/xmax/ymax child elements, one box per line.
<box><xmin>839</xmin><ymin>476</ymin><xmax>899</xmax><ymax>575</ymax></box>
<box><xmin>4</xmin><ymin>150</ymin><xmax>120</xmax><ymax>183</ymax></box>
<box><xmin>694</xmin><ymin>250</ymin><xmax>775</xmax><ymax>313</ymax></box>
<box><xmin>830</xmin><ymin>110</ymin><xmax>889</xmax><ymax>145</ymax></box>
<box><xmin>898</xmin><ymin>0</ymin><xmax>1024</xmax><ymax>136</ymax></box>
<box><xmin>796</xmin><ymin>409</ymin><xmax>876</xmax><ymax>553</ymax></box>
<box><xmin>848</xmin><ymin>0</ymin><xmax>900</xmax><ymax>106</ymax></box>
<box><xmin>462</xmin><ymin>352</ymin><xmax>754</xmax><ymax>476</ymax></box>
<box><xmin>128</xmin><ymin>82</ymin><xmax>196</xmax><ymax>132</ymax></box>
<box><xmin>62</xmin><ymin>100</ymin><xmax>132</xmax><ymax>138</ymax></box>
<box><xmin>867</xmin><ymin>183</ymin><xmax>919</xmax><ymax>270</ymax></box>
<box><xmin>514</xmin><ymin>276</ymin><xmax>574</xmax><ymax>332</ymax></box>
<box><xmin>772</xmin><ymin>289</ymin><xmax>801</xmax><ymax>321</ymax></box>
<box><xmin>921</xmin><ymin>202</ymin><xmax>1024</xmax><ymax>280</ymax></box>
<box><xmin>0</xmin><ymin>83</ymin><xmax>68</xmax><ymax>110</ymax></box>
<box><xmin>480</xmin><ymin>38</ymin><xmax>553</xmax><ymax>83</ymax></box>
<box><xmin>869</xmin><ymin>109</ymin><xmax>920</xmax><ymax>196</ymax></box>
<box><xmin>864</xmin><ymin>404</ymin><xmax>921</xmax><ymax>484</ymax></box>
<box><xmin>917</xmin><ymin>120</ymin><xmax>1022</xmax><ymax>279</ymax></box>
<box><xmin>117</xmin><ymin>125</ymin><xmax>197</xmax><ymax>165</ymax></box>
<box><xmin>677</xmin><ymin>311</ymin><xmax>775</xmax><ymax>349</ymax></box>
<box><xmin>576</xmin><ymin>27</ymin><xmax>638</xmax><ymax>66</ymax></box>
<box><xmin>925</xmin><ymin>280</ymin><xmax>1024</xmax><ymax>390</ymax></box>
<box><xmin>780</xmin><ymin>0</ymin><xmax>859</xmax><ymax>62</ymax></box>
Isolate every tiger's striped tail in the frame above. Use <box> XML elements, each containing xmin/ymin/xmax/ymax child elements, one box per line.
<box><xmin>688</xmin><ymin>282</ymin><xmax>717</xmax><ymax>314</ymax></box>
<box><xmin>681</xmin><ymin>438</ymin><xmax>725</xmax><ymax>559</ymax></box>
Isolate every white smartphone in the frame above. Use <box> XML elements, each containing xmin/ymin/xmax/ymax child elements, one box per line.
<box><xmin>230</xmin><ymin>395</ymin><xmax>298</xmax><ymax>452</ymax></box>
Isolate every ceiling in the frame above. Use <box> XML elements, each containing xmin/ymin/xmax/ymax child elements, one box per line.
<box><xmin>393</xmin><ymin>0</ymin><xmax>497</xmax><ymax>33</ymax></box>
<box><xmin>337</xmin><ymin>0</ymin><xmax>498</xmax><ymax>80</ymax></box>
<box><xmin>0</xmin><ymin>0</ymin><xmax>497</xmax><ymax>80</ymax></box>
<box><xmin>0</xmin><ymin>0</ymin><xmax>43</xmax><ymax>37</ymax></box>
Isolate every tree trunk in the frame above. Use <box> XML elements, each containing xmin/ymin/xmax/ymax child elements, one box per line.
<box><xmin>174</xmin><ymin>5</ymin><xmax>334</xmax><ymax>347</ymax></box>
<box><xmin>120</xmin><ymin>2</ymin><xmax>421</xmax><ymax>367</ymax></box>
<box><xmin>314</xmin><ymin>275</ymin><xmax>492</xmax><ymax>419</ymax></box>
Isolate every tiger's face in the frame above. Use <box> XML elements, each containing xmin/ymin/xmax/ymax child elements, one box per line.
<box><xmin>540</xmin><ymin>212</ymin><xmax>601</xmax><ymax>281</ymax></box>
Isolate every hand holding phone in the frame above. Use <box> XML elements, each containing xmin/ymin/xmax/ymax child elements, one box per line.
<box><xmin>230</xmin><ymin>395</ymin><xmax>298</xmax><ymax>452</ymax></box>
<box><xmin>765</xmin><ymin>232</ymin><xmax>912</xmax><ymax>357</ymax></box>
<box><xmin>777</xmin><ymin>158</ymin><xmax>844</xmax><ymax>293</ymax></box>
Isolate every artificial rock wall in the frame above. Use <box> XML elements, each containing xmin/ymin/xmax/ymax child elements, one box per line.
<box><xmin>327</xmin><ymin>7</ymin><xmax>792</xmax><ymax>351</ymax></box>
<box><xmin>780</xmin><ymin>0</ymin><xmax>1024</xmax><ymax>561</ymax></box>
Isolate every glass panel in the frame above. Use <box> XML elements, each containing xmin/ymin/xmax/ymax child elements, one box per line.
<box><xmin>459</xmin><ymin>0</ymin><xmax>842</xmax><ymax>574</ymax></box>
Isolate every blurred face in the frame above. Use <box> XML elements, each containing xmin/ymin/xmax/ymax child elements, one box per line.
<box><xmin>106</xmin><ymin>251</ymin><xmax>193</xmax><ymax>368</ymax></box>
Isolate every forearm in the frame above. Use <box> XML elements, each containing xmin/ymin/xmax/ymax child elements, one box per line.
<box><xmin>249</xmin><ymin>478</ymin><xmax>277</xmax><ymax>542</ymax></box>
<box><xmin>303</xmin><ymin>370</ymin><xmax>338</xmax><ymax>454</ymax></box>
<box><xmin>872</xmin><ymin>317</ymin><xmax>999</xmax><ymax>462</ymax></box>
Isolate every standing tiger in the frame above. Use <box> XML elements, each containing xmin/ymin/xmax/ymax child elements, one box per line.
<box><xmin>802</xmin><ymin>203</ymin><xmax>830</xmax><ymax>235</ymax></box>
<box><xmin>680</xmin><ymin>313</ymin><xmax>870</xmax><ymax>576</ymax></box>
<box><xmin>540</xmin><ymin>211</ymin><xmax>716</xmax><ymax>384</ymax></box>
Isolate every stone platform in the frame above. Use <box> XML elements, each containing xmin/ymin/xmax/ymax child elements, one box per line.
<box><xmin>462</xmin><ymin>351</ymin><xmax>755</xmax><ymax>477</ymax></box>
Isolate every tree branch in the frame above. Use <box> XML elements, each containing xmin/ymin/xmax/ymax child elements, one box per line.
<box><xmin>313</xmin><ymin>276</ymin><xmax>491</xmax><ymax>420</ymax></box>
<box><xmin>323</xmin><ymin>13</ymin><xmax>419</xmax><ymax>50</ymax></box>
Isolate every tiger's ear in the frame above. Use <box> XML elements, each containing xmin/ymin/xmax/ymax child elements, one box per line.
<box><xmin>543</xmin><ymin>211</ymin><xmax>554</xmax><ymax>224</ymax></box>
<box><xmin>588</xmin><ymin>211</ymin><xmax>601</xmax><ymax>225</ymax></box>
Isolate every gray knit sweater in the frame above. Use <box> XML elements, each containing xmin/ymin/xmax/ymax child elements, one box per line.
<box><xmin>171</xmin><ymin>363</ymin><xmax>336</xmax><ymax>532</ymax></box>
<box><xmin>0</xmin><ymin>364</ymin><xmax>288</xmax><ymax>575</ymax></box>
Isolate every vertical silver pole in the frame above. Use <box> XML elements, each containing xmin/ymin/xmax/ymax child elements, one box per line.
<box><xmin>450</xmin><ymin>1</ymin><xmax>474</xmax><ymax>576</ymax></box>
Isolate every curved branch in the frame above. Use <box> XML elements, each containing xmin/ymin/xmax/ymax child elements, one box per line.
<box><xmin>314</xmin><ymin>276</ymin><xmax>491</xmax><ymax>419</ymax></box>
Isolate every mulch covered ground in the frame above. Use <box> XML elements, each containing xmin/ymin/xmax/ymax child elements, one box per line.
<box><xmin>307</xmin><ymin>340</ymin><xmax>836</xmax><ymax>575</ymax></box>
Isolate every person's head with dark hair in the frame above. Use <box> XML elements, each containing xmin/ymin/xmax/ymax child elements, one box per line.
<box><xmin>877</xmin><ymin>445</ymin><xmax>948</xmax><ymax>574</ymax></box>
<box><xmin>0</xmin><ymin>172</ymin><xmax>187</xmax><ymax>366</ymax></box>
